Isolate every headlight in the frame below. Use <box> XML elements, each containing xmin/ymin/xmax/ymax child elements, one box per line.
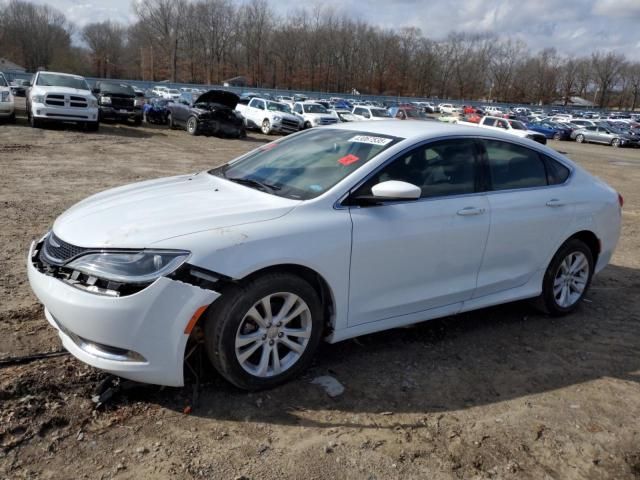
<box><xmin>272</xmin><ymin>115</ymin><xmax>282</xmax><ymax>121</ymax></box>
<box><xmin>88</xmin><ymin>97</ymin><xmax>98</xmax><ymax>108</ymax></box>
<box><xmin>100</xmin><ymin>96</ymin><xmax>111</xmax><ymax>105</ymax></box>
<box><xmin>32</xmin><ymin>94</ymin><xmax>45</xmax><ymax>103</ymax></box>
<box><xmin>67</xmin><ymin>250</ymin><xmax>190</xmax><ymax>284</ymax></box>
<box><xmin>134</xmin><ymin>98</ymin><xmax>144</xmax><ymax>107</ymax></box>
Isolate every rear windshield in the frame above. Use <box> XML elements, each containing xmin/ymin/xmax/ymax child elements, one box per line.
<box><xmin>371</xmin><ymin>108</ymin><xmax>391</xmax><ymax>118</ymax></box>
<box><xmin>209</xmin><ymin>129</ymin><xmax>403</xmax><ymax>200</ymax></box>
<box><xmin>36</xmin><ymin>73</ymin><xmax>88</xmax><ymax>90</ymax></box>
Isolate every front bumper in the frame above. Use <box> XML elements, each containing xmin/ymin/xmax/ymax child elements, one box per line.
<box><xmin>27</xmin><ymin>241</ymin><xmax>220</xmax><ymax>386</ymax></box>
<box><xmin>99</xmin><ymin>106</ymin><xmax>142</xmax><ymax>121</ymax></box>
<box><xmin>31</xmin><ymin>103</ymin><xmax>98</xmax><ymax>122</ymax></box>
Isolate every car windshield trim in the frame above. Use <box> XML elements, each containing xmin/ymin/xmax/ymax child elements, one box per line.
<box><xmin>208</xmin><ymin>129</ymin><xmax>403</xmax><ymax>200</ymax></box>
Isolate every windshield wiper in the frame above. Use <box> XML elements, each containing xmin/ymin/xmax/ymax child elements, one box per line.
<box><xmin>227</xmin><ymin>177</ymin><xmax>281</xmax><ymax>192</ymax></box>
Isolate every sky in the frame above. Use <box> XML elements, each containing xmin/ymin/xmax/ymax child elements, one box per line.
<box><xmin>23</xmin><ymin>0</ymin><xmax>640</xmax><ymax>60</ymax></box>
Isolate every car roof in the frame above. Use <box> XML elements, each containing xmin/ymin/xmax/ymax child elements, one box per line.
<box><xmin>37</xmin><ymin>71</ymin><xmax>85</xmax><ymax>79</ymax></box>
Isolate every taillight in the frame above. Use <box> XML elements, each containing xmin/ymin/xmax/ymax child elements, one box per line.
<box><xmin>618</xmin><ymin>192</ymin><xmax>624</xmax><ymax>208</ymax></box>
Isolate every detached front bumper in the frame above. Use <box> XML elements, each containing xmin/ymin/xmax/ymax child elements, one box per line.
<box><xmin>27</xmin><ymin>242</ymin><xmax>220</xmax><ymax>386</ymax></box>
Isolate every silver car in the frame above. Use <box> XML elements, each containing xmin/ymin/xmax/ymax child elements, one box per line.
<box><xmin>572</xmin><ymin>125</ymin><xmax>639</xmax><ymax>148</ymax></box>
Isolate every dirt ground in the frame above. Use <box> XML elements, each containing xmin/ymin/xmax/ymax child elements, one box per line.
<box><xmin>1</xmin><ymin>99</ymin><xmax>639</xmax><ymax>480</ymax></box>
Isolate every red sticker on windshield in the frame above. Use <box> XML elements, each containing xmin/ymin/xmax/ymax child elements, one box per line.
<box><xmin>338</xmin><ymin>154</ymin><xmax>360</xmax><ymax>166</ymax></box>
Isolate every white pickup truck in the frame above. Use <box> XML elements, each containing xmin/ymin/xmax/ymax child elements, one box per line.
<box><xmin>27</xmin><ymin>71</ymin><xmax>99</xmax><ymax>130</ymax></box>
<box><xmin>236</xmin><ymin>97</ymin><xmax>302</xmax><ymax>134</ymax></box>
<box><xmin>455</xmin><ymin>115</ymin><xmax>547</xmax><ymax>144</ymax></box>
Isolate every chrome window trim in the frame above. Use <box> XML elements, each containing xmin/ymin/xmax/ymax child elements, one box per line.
<box><xmin>334</xmin><ymin>134</ymin><xmax>575</xmax><ymax>210</ymax></box>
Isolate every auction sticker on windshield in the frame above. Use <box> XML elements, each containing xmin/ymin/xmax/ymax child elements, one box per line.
<box><xmin>348</xmin><ymin>135</ymin><xmax>394</xmax><ymax>146</ymax></box>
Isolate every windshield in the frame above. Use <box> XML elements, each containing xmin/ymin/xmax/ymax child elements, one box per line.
<box><xmin>0</xmin><ymin>74</ymin><xmax>7</xmax><ymax>87</ymax></box>
<box><xmin>405</xmin><ymin>109</ymin><xmax>425</xmax><ymax>119</ymax></box>
<box><xmin>168</xmin><ymin>89</ymin><xmax>180</xmax><ymax>94</ymax></box>
<box><xmin>508</xmin><ymin>120</ymin><xmax>527</xmax><ymax>130</ymax></box>
<box><xmin>37</xmin><ymin>73</ymin><xmax>89</xmax><ymax>90</ymax></box>
<box><xmin>371</xmin><ymin>108</ymin><xmax>391</xmax><ymax>118</ymax></box>
<box><xmin>303</xmin><ymin>104</ymin><xmax>327</xmax><ymax>114</ymax></box>
<box><xmin>98</xmin><ymin>82</ymin><xmax>134</xmax><ymax>95</ymax></box>
<box><xmin>209</xmin><ymin>129</ymin><xmax>403</xmax><ymax>200</ymax></box>
<box><xmin>267</xmin><ymin>102</ymin><xmax>291</xmax><ymax>113</ymax></box>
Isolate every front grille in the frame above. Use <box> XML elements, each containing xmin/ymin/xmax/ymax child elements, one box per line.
<box><xmin>45</xmin><ymin>94</ymin><xmax>88</xmax><ymax>108</ymax></box>
<box><xmin>45</xmin><ymin>94</ymin><xmax>65</xmax><ymax>106</ymax></box>
<box><xmin>319</xmin><ymin>118</ymin><xmax>338</xmax><ymax>125</ymax></box>
<box><xmin>281</xmin><ymin>119</ymin><xmax>299</xmax><ymax>129</ymax></box>
<box><xmin>110</xmin><ymin>97</ymin><xmax>134</xmax><ymax>109</ymax></box>
<box><xmin>40</xmin><ymin>233</ymin><xmax>89</xmax><ymax>265</ymax></box>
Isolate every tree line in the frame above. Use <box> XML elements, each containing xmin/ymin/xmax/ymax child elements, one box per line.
<box><xmin>2</xmin><ymin>0</ymin><xmax>640</xmax><ymax>109</ymax></box>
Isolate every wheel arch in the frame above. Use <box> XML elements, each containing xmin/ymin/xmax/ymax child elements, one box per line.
<box><xmin>564</xmin><ymin>230</ymin><xmax>600</xmax><ymax>266</ymax></box>
<box><xmin>237</xmin><ymin>263</ymin><xmax>336</xmax><ymax>334</ymax></box>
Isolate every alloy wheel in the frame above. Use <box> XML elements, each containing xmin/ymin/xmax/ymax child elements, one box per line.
<box><xmin>187</xmin><ymin>117</ymin><xmax>197</xmax><ymax>134</ymax></box>
<box><xmin>235</xmin><ymin>292</ymin><xmax>312</xmax><ymax>378</ymax></box>
<box><xmin>261</xmin><ymin>119</ymin><xmax>271</xmax><ymax>135</ymax></box>
<box><xmin>553</xmin><ymin>252</ymin><xmax>589</xmax><ymax>308</ymax></box>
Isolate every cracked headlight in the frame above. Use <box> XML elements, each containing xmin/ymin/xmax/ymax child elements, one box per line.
<box><xmin>67</xmin><ymin>250</ymin><xmax>190</xmax><ymax>284</ymax></box>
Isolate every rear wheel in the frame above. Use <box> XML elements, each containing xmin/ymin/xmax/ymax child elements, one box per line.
<box><xmin>540</xmin><ymin>239</ymin><xmax>593</xmax><ymax>316</ymax></box>
<box><xmin>204</xmin><ymin>273</ymin><xmax>324</xmax><ymax>390</ymax></box>
<box><xmin>553</xmin><ymin>132</ymin><xmax>561</xmax><ymax>141</ymax></box>
<box><xmin>167</xmin><ymin>113</ymin><xmax>175</xmax><ymax>129</ymax></box>
<box><xmin>576</xmin><ymin>134</ymin><xmax>585</xmax><ymax>143</ymax></box>
<box><xmin>304</xmin><ymin>121</ymin><xmax>312</xmax><ymax>129</ymax></box>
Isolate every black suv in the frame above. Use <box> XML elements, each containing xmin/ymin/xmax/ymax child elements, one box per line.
<box><xmin>93</xmin><ymin>81</ymin><xmax>142</xmax><ymax>125</ymax></box>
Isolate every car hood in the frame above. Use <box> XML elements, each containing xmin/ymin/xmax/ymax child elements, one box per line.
<box><xmin>32</xmin><ymin>86</ymin><xmax>91</xmax><ymax>96</ymax></box>
<box><xmin>53</xmin><ymin>173</ymin><xmax>300</xmax><ymax>248</ymax></box>
<box><xmin>195</xmin><ymin>89</ymin><xmax>239</xmax><ymax>109</ymax></box>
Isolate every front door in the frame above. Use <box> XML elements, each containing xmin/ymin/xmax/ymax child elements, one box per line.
<box><xmin>347</xmin><ymin>138</ymin><xmax>491</xmax><ymax>326</ymax></box>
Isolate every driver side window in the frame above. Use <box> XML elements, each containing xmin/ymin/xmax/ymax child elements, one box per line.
<box><xmin>356</xmin><ymin>139</ymin><xmax>478</xmax><ymax>200</ymax></box>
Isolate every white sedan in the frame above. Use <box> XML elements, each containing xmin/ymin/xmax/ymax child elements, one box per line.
<box><xmin>28</xmin><ymin>122</ymin><xmax>622</xmax><ymax>389</ymax></box>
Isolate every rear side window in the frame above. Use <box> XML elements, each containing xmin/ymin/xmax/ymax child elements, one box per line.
<box><xmin>482</xmin><ymin>140</ymin><xmax>547</xmax><ymax>191</ymax></box>
<box><xmin>544</xmin><ymin>156</ymin><xmax>570</xmax><ymax>185</ymax></box>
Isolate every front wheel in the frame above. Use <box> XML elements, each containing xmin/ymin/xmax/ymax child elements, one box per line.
<box><xmin>304</xmin><ymin>121</ymin><xmax>312</xmax><ymax>129</ymax></box>
<box><xmin>540</xmin><ymin>239</ymin><xmax>593</xmax><ymax>316</ymax></box>
<box><xmin>29</xmin><ymin>109</ymin><xmax>40</xmax><ymax>128</ymax></box>
<box><xmin>576</xmin><ymin>134</ymin><xmax>585</xmax><ymax>143</ymax></box>
<box><xmin>611</xmin><ymin>138</ymin><xmax>621</xmax><ymax>148</ymax></box>
<box><xmin>186</xmin><ymin>116</ymin><xmax>198</xmax><ymax>135</ymax></box>
<box><xmin>261</xmin><ymin>119</ymin><xmax>271</xmax><ymax>135</ymax></box>
<box><xmin>553</xmin><ymin>132</ymin><xmax>561</xmax><ymax>141</ymax></box>
<box><xmin>204</xmin><ymin>273</ymin><xmax>324</xmax><ymax>390</ymax></box>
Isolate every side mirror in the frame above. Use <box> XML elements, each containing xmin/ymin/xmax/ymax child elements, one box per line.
<box><xmin>351</xmin><ymin>180</ymin><xmax>421</xmax><ymax>206</ymax></box>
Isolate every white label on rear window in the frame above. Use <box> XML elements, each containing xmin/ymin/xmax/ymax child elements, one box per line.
<box><xmin>348</xmin><ymin>135</ymin><xmax>393</xmax><ymax>146</ymax></box>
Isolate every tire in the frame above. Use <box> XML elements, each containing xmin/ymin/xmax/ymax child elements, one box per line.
<box><xmin>186</xmin><ymin>116</ymin><xmax>198</xmax><ymax>135</ymax></box>
<box><xmin>539</xmin><ymin>239</ymin><xmax>594</xmax><ymax>316</ymax></box>
<box><xmin>576</xmin><ymin>134</ymin><xmax>584</xmax><ymax>143</ymax></box>
<box><xmin>611</xmin><ymin>138</ymin><xmax>621</xmax><ymax>148</ymax></box>
<box><xmin>261</xmin><ymin>119</ymin><xmax>271</xmax><ymax>135</ymax></box>
<box><xmin>304</xmin><ymin>121</ymin><xmax>312</xmax><ymax>129</ymax></box>
<box><xmin>204</xmin><ymin>273</ymin><xmax>324</xmax><ymax>390</ymax></box>
<box><xmin>133</xmin><ymin>116</ymin><xmax>142</xmax><ymax>126</ymax></box>
<box><xmin>8</xmin><ymin>112</ymin><xmax>16</xmax><ymax>123</ymax></box>
<box><xmin>167</xmin><ymin>113</ymin><xmax>175</xmax><ymax>129</ymax></box>
<box><xmin>29</xmin><ymin>108</ymin><xmax>40</xmax><ymax>128</ymax></box>
<box><xmin>553</xmin><ymin>132</ymin><xmax>561</xmax><ymax>141</ymax></box>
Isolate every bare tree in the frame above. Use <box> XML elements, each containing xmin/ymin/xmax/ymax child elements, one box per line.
<box><xmin>591</xmin><ymin>51</ymin><xmax>625</xmax><ymax>108</ymax></box>
<box><xmin>82</xmin><ymin>21</ymin><xmax>126</xmax><ymax>78</ymax></box>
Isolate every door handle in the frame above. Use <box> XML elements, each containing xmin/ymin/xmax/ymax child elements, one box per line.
<box><xmin>546</xmin><ymin>199</ymin><xmax>565</xmax><ymax>208</ymax></box>
<box><xmin>457</xmin><ymin>206</ymin><xmax>485</xmax><ymax>216</ymax></box>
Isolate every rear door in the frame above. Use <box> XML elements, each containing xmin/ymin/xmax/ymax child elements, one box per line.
<box><xmin>474</xmin><ymin>139</ymin><xmax>575</xmax><ymax>297</ymax></box>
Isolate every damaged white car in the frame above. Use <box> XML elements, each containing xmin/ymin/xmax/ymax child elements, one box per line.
<box><xmin>28</xmin><ymin>122</ymin><xmax>621</xmax><ymax>389</ymax></box>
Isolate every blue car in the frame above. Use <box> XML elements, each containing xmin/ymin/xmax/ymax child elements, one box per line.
<box><xmin>527</xmin><ymin>121</ymin><xmax>572</xmax><ymax>140</ymax></box>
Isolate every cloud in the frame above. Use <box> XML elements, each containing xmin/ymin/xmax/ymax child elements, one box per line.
<box><xmin>32</xmin><ymin>0</ymin><xmax>640</xmax><ymax>59</ymax></box>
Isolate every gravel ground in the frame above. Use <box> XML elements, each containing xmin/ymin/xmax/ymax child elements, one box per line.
<box><xmin>1</xmin><ymin>100</ymin><xmax>640</xmax><ymax>479</ymax></box>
